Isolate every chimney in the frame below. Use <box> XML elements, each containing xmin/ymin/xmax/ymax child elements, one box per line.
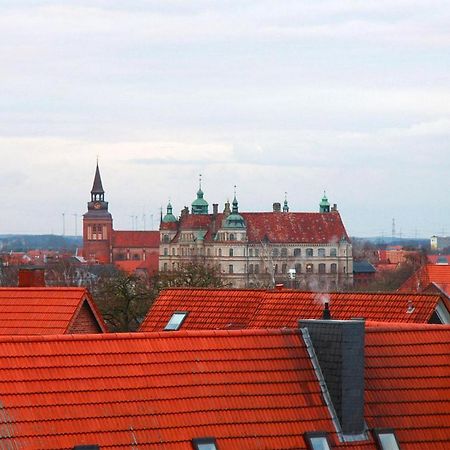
<box><xmin>299</xmin><ymin>318</ymin><xmax>365</xmax><ymax>437</ymax></box>
<box><xmin>18</xmin><ymin>267</ymin><xmax>46</xmax><ymax>287</ymax></box>
<box><xmin>213</xmin><ymin>203</ymin><xmax>218</xmax><ymax>215</ymax></box>
<box><xmin>322</xmin><ymin>302</ymin><xmax>331</xmax><ymax>320</ymax></box>
<box><xmin>273</xmin><ymin>202</ymin><xmax>281</xmax><ymax>212</ymax></box>
<box><xmin>331</xmin><ymin>203</ymin><xmax>338</xmax><ymax>211</ymax></box>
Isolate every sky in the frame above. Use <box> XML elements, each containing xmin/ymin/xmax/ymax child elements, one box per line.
<box><xmin>1</xmin><ymin>0</ymin><xmax>449</xmax><ymax>238</ymax></box>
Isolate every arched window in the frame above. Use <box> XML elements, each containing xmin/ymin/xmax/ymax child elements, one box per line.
<box><xmin>306</xmin><ymin>248</ymin><xmax>314</xmax><ymax>257</ymax></box>
<box><xmin>330</xmin><ymin>248</ymin><xmax>337</xmax><ymax>257</ymax></box>
<box><xmin>229</xmin><ymin>248</ymin><xmax>234</xmax><ymax>257</ymax></box>
<box><xmin>318</xmin><ymin>248</ymin><xmax>326</xmax><ymax>257</ymax></box>
<box><xmin>330</xmin><ymin>263</ymin><xmax>337</xmax><ymax>273</ymax></box>
<box><xmin>272</xmin><ymin>248</ymin><xmax>279</xmax><ymax>258</ymax></box>
<box><xmin>229</xmin><ymin>233</ymin><xmax>235</xmax><ymax>241</ymax></box>
<box><xmin>218</xmin><ymin>248</ymin><xmax>222</xmax><ymax>257</ymax></box>
<box><xmin>318</xmin><ymin>263</ymin><xmax>326</xmax><ymax>274</ymax></box>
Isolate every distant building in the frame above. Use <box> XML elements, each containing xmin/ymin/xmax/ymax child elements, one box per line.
<box><xmin>160</xmin><ymin>185</ymin><xmax>353</xmax><ymax>289</ymax></box>
<box><xmin>431</xmin><ymin>235</ymin><xmax>450</xmax><ymax>251</ymax></box>
<box><xmin>82</xmin><ymin>163</ymin><xmax>159</xmax><ymax>273</ymax></box>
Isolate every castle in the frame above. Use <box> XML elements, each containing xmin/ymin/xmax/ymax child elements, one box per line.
<box><xmin>83</xmin><ymin>164</ymin><xmax>353</xmax><ymax>288</ymax></box>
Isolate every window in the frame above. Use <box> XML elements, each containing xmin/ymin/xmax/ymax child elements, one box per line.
<box><xmin>164</xmin><ymin>312</ymin><xmax>189</xmax><ymax>331</ymax></box>
<box><xmin>254</xmin><ymin>264</ymin><xmax>259</xmax><ymax>274</ymax></box>
<box><xmin>192</xmin><ymin>437</ymin><xmax>218</xmax><ymax>450</ymax></box>
<box><xmin>304</xmin><ymin>432</ymin><xmax>331</xmax><ymax>450</ymax></box>
<box><xmin>373</xmin><ymin>429</ymin><xmax>401</xmax><ymax>450</ymax></box>
<box><xmin>282</xmin><ymin>263</ymin><xmax>287</xmax><ymax>274</ymax></box>
<box><xmin>318</xmin><ymin>263</ymin><xmax>326</xmax><ymax>274</ymax></box>
<box><xmin>295</xmin><ymin>263</ymin><xmax>301</xmax><ymax>274</ymax></box>
<box><xmin>249</xmin><ymin>264</ymin><xmax>254</xmax><ymax>274</ymax></box>
<box><xmin>163</xmin><ymin>263</ymin><xmax>168</xmax><ymax>271</ymax></box>
<box><xmin>229</xmin><ymin>233</ymin><xmax>235</xmax><ymax>241</ymax></box>
<box><xmin>330</xmin><ymin>263</ymin><xmax>337</xmax><ymax>273</ymax></box>
<box><xmin>274</xmin><ymin>264</ymin><xmax>278</xmax><ymax>274</ymax></box>
<box><xmin>281</xmin><ymin>247</ymin><xmax>288</xmax><ymax>257</ymax></box>
<box><xmin>172</xmin><ymin>247</ymin><xmax>176</xmax><ymax>256</ymax></box>
<box><xmin>330</xmin><ymin>248</ymin><xmax>337</xmax><ymax>257</ymax></box>
<box><xmin>272</xmin><ymin>248</ymin><xmax>279</xmax><ymax>258</ymax></box>
<box><xmin>229</xmin><ymin>248</ymin><xmax>234</xmax><ymax>257</ymax></box>
<box><xmin>218</xmin><ymin>248</ymin><xmax>222</xmax><ymax>257</ymax></box>
<box><xmin>318</xmin><ymin>248</ymin><xmax>325</xmax><ymax>257</ymax></box>
<box><xmin>294</xmin><ymin>248</ymin><xmax>301</xmax><ymax>257</ymax></box>
<box><xmin>229</xmin><ymin>264</ymin><xmax>233</xmax><ymax>274</ymax></box>
<box><xmin>163</xmin><ymin>248</ymin><xmax>168</xmax><ymax>256</ymax></box>
<box><xmin>163</xmin><ymin>234</ymin><xmax>170</xmax><ymax>243</ymax></box>
<box><xmin>306</xmin><ymin>248</ymin><xmax>314</xmax><ymax>257</ymax></box>
<box><xmin>306</xmin><ymin>263</ymin><xmax>313</xmax><ymax>273</ymax></box>
<box><xmin>249</xmin><ymin>248</ymin><xmax>253</xmax><ymax>257</ymax></box>
<box><xmin>207</xmin><ymin>248</ymin><xmax>210</xmax><ymax>256</ymax></box>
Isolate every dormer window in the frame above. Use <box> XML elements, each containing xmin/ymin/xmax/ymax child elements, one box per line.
<box><xmin>373</xmin><ymin>428</ymin><xmax>401</xmax><ymax>450</ymax></box>
<box><xmin>192</xmin><ymin>437</ymin><xmax>218</xmax><ymax>450</ymax></box>
<box><xmin>164</xmin><ymin>312</ymin><xmax>188</xmax><ymax>331</ymax></box>
<box><xmin>304</xmin><ymin>432</ymin><xmax>331</xmax><ymax>450</ymax></box>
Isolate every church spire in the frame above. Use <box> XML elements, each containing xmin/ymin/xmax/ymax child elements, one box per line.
<box><xmin>91</xmin><ymin>162</ymin><xmax>105</xmax><ymax>202</ymax></box>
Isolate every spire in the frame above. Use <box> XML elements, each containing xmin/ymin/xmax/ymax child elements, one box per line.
<box><xmin>192</xmin><ymin>174</ymin><xmax>209</xmax><ymax>215</ymax></box>
<box><xmin>320</xmin><ymin>190</ymin><xmax>330</xmax><ymax>213</ymax></box>
<box><xmin>90</xmin><ymin>161</ymin><xmax>105</xmax><ymax>202</ymax></box>
<box><xmin>162</xmin><ymin>200</ymin><xmax>178</xmax><ymax>223</ymax></box>
<box><xmin>232</xmin><ymin>185</ymin><xmax>239</xmax><ymax>214</ymax></box>
<box><xmin>283</xmin><ymin>192</ymin><xmax>289</xmax><ymax>213</ymax></box>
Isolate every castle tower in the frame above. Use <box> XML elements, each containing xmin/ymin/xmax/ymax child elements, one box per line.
<box><xmin>82</xmin><ymin>162</ymin><xmax>113</xmax><ymax>263</ymax></box>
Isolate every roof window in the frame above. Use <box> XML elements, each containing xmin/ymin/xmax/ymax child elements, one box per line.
<box><xmin>373</xmin><ymin>428</ymin><xmax>401</xmax><ymax>450</ymax></box>
<box><xmin>164</xmin><ymin>311</ymin><xmax>188</xmax><ymax>331</ymax></box>
<box><xmin>304</xmin><ymin>432</ymin><xmax>331</xmax><ymax>450</ymax></box>
<box><xmin>192</xmin><ymin>437</ymin><xmax>218</xmax><ymax>450</ymax></box>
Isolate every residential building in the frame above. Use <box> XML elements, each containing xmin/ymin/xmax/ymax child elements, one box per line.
<box><xmin>82</xmin><ymin>163</ymin><xmax>159</xmax><ymax>274</ymax></box>
<box><xmin>399</xmin><ymin>263</ymin><xmax>450</xmax><ymax>298</ymax></box>
<box><xmin>0</xmin><ymin>321</ymin><xmax>447</xmax><ymax>448</ymax></box>
<box><xmin>431</xmin><ymin>235</ymin><xmax>450</xmax><ymax>251</ymax></box>
<box><xmin>160</xmin><ymin>187</ymin><xmax>353</xmax><ymax>288</ymax></box>
<box><xmin>140</xmin><ymin>287</ymin><xmax>450</xmax><ymax>332</ymax></box>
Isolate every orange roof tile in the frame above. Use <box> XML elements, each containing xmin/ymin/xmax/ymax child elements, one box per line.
<box><xmin>365</xmin><ymin>324</ymin><xmax>450</xmax><ymax>448</ymax></box>
<box><xmin>140</xmin><ymin>288</ymin><xmax>447</xmax><ymax>332</ymax></box>
<box><xmin>0</xmin><ymin>287</ymin><xmax>107</xmax><ymax>335</ymax></box>
<box><xmin>0</xmin><ymin>326</ymin><xmax>448</xmax><ymax>448</ymax></box>
<box><xmin>0</xmin><ymin>330</ymin><xmax>338</xmax><ymax>449</ymax></box>
<box><xmin>399</xmin><ymin>264</ymin><xmax>450</xmax><ymax>296</ymax></box>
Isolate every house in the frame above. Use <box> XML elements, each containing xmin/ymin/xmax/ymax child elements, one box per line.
<box><xmin>0</xmin><ymin>321</ymin><xmax>447</xmax><ymax>448</ymax></box>
<box><xmin>0</xmin><ymin>268</ymin><xmax>107</xmax><ymax>335</ymax></box>
<box><xmin>139</xmin><ymin>287</ymin><xmax>450</xmax><ymax>332</ymax></box>
<box><xmin>399</xmin><ymin>263</ymin><xmax>450</xmax><ymax>297</ymax></box>
<box><xmin>353</xmin><ymin>260</ymin><xmax>376</xmax><ymax>287</ymax></box>
<box><xmin>160</xmin><ymin>187</ymin><xmax>353</xmax><ymax>289</ymax></box>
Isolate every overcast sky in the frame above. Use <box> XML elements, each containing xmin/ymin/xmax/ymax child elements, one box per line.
<box><xmin>1</xmin><ymin>1</ymin><xmax>449</xmax><ymax>238</ymax></box>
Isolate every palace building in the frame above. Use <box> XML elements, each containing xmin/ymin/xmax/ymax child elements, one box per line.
<box><xmin>160</xmin><ymin>183</ymin><xmax>353</xmax><ymax>289</ymax></box>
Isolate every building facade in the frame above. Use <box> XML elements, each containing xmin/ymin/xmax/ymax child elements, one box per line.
<box><xmin>160</xmin><ymin>187</ymin><xmax>353</xmax><ymax>289</ymax></box>
<box><xmin>82</xmin><ymin>163</ymin><xmax>160</xmax><ymax>273</ymax></box>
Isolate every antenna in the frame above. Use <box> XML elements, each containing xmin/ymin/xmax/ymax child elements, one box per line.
<box><xmin>62</xmin><ymin>212</ymin><xmax>66</xmax><ymax>236</ymax></box>
<box><xmin>392</xmin><ymin>218</ymin><xmax>396</xmax><ymax>239</ymax></box>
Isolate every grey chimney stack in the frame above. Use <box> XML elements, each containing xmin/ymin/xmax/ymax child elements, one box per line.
<box><xmin>299</xmin><ymin>318</ymin><xmax>366</xmax><ymax>437</ymax></box>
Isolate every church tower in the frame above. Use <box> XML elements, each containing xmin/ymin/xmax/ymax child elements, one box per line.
<box><xmin>82</xmin><ymin>162</ymin><xmax>113</xmax><ymax>263</ymax></box>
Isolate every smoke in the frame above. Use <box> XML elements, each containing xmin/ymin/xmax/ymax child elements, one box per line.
<box><xmin>314</xmin><ymin>292</ymin><xmax>330</xmax><ymax>307</ymax></box>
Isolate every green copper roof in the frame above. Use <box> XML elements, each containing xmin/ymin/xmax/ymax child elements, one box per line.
<box><xmin>320</xmin><ymin>192</ymin><xmax>330</xmax><ymax>206</ymax></box>
<box><xmin>223</xmin><ymin>194</ymin><xmax>246</xmax><ymax>228</ymax></box>
<box><xmin>192</xmin><ymin>187</ymin><xmax>209</xmax><ymax>214</ymax></box>
<box><xmin>162</xmin><ymin>202</ymin><xmax>178</xmax><ymax>223</ymax></box>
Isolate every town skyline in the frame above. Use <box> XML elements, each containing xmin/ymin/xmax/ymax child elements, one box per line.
<box><xmin>1</xmin><ymin>1</ymin><xmax>449</xmax><ymax>237</ymax></box>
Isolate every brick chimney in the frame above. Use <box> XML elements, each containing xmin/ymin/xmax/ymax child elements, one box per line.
<box><xmin>299</xmin><ymin>318</ymin><xmax>366</xmax><ymax>437</ymax></box>
<box><xmin>18</xmin><ymin>267</ymin><xmax>46</xmax><ymax>287</ymax></box>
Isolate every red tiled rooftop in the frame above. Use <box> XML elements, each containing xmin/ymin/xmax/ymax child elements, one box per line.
<box><xmin>399</xmin><ymin>264</ymin><xmax>450</xmax><ymax>296</ymax></box>
<box><xmin>0</xmin><ymin>287</ymin><xmax>107</xmax><ymax>335</ymax></box>
<box><xmin>141</xmin><ymin>288</ymin><xmax>448</xmax><ymax>332</ymax></box>
<box><xmin>112</xmin><ymin>230</ymin><xmax>160</xmax><ymax>248</ymax></box>
<box><xmin>0</xmin><ymin>329</ymin><xmax>337</xmax><ymax>449</ymax></box>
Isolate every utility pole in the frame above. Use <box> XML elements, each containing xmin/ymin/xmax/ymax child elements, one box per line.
<box><xmin>62</xmin><ymin>213</ymin><xmax>66</xmax><ymax>236</ymax></box>
<box><xmin>392</xmin><ymin>218</ymin><xmax>396</xmax><ymax>240</ymax></box>
<box><xmin>73</xmin><ymin>213</ymin><xmax>78</xmax><ymax>236</ymax></box>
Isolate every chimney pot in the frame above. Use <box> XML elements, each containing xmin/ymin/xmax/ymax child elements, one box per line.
<box><xmin>322</xmin><ymin>302</ymin><xmax>332</xmax><ymax>320</ymax></box>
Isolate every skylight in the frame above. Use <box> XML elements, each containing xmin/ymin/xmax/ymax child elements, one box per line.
<box><xmin>164</xmin><ymin>311</ymin><xmax>188</xmax><ymax>331</ymax></box>
<box><xmin>192</xmin><ymin>437</ymin><xmax>218</xmax><ymax>450</ymax></box>
<box><xmin>304</xmin><ymin>432</ymin><xmax>331</xmax><ymax>450</ymax></box>
<box><xmin>373</xmin><ymin>428</ymin><xmax>401</xmax><ymax>450</ymax></box>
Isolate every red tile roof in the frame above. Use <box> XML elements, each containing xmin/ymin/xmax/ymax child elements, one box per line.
<box><xmin>399</xmin><ymin>264</ymin><xmax>450</xmax><ymax>297</ymax></box>
<box><xmin>112</xmin><ymin>230</ymin><xmax>160</xmax><ymax>248</ymax></box>
<box><xmin>140</xmin><ymin>288</ymin><xmax>447</xmax><ymax>332</ymax></box>
<box><xmin>0</xmin><ymin>330</ymin><xmax>338</xmax><ymax>449</ymax></box>
<box><xmin>163</xmin><ymin>211</ymin><xmax>349</xmax><ymax>244</ymax></box>
<box><xmin>140</xmin><ymin>288</ymin><xmax>266</xmax><ymax>332</ymax></box>
<box><xmin>0</xmin><ymin>326</ymin><xmax>448</xmax><ymax>448</ymax></box>
<box><xmin>0</xmin><ymin>287</ymin><xmax>107</xmax><ymax>335</ymax></box>
<box><xmin>365</xmin><ymin>324</ymin><xmax>450</xmax><ymax>448</ymax></box>
<box><xmin>114</xmin><ymin>254</ymin><xmax>159</xmax><ymax>275</ymax></box>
